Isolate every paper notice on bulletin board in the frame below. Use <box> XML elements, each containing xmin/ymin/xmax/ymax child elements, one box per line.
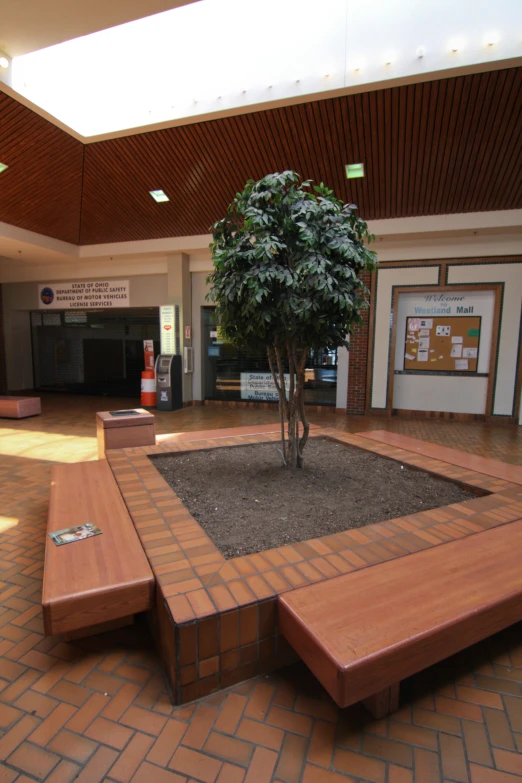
<box><xmin>455</xmin><ymin>359</ymin><xmax>469</xmax><ymax>370</ymax></box>
<box><xmin>450</xmin><ymin>344</ymin><xmax>463</xmax><ymax>358</ymax></box>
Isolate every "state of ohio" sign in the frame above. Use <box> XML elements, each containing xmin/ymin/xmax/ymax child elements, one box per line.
<box><xmin>38</xmin><ymin>280</ymin><xmax>130</xmax><ymax>309</ymax></box>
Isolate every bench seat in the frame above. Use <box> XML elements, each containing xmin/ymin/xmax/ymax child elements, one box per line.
<box><xmin>0</xmin><ymin>396</ymin><xmax>41</xmax><ymax>418</ymax></box>
<box><xmin>43</xmin><ymin>461</ymin><xmax>154</xmax><ymax>636</ymax></box>
<box><xmin>278</xmin><ymin>520</ymin><xmax>522</xmax><ymax>716</ymax></box>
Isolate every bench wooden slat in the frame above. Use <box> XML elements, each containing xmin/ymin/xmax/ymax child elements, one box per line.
<box><xmin>278</xmin><ymin>521</ymin><xmax>522</xmax><ymax>709</ymax></box>
<box><xmin>43</xmin><ymin>461</ymin><xmax>154</xmax><ymax>636</ymax></box>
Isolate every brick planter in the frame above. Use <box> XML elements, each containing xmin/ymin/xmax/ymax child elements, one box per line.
<box><xmin>107</xmin><ymin>426</ymin><xmax>522</xmax><ymax>704</ymax></box>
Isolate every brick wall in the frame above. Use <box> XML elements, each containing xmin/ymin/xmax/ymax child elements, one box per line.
<box><xmin>346</xmin><ymin>272</ymin><xmax>371</xmax><ymax>415</ymax></box>
<box><xmin>0</xmin><ymin>285</ymin><xmax>7</xmax><ymax>394</ymax></box>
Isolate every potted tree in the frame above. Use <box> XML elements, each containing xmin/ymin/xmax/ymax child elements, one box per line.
<box><xmin>208</xmin><ymin>171</ymin><xmax>377</xmax><ymax>468</ymax></box>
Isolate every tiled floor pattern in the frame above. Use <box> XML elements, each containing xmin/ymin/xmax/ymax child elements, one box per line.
<box><xmin>0</xmin><ymin>394</ymin><xmax>521</xmax><ymax>781</ymax></box>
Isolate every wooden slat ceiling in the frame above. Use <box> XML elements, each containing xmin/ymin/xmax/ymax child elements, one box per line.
<box><xmin>0</xmin><ymin>91</ymin><xmax>84</xmax><ymax>244</ymax></box>
<box><xmin>2</xmin><ymin>67</ymin><xmax>521</xmax><ymax>246</ymax></box>
<box><xmin>80</xmin><ymin>67</ymin><xmax>522</xmax><ymax>243</ymax></box>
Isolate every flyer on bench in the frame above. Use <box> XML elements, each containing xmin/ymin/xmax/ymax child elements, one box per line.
<box><xmin>49</xmin><ymin>523</ymin><xmax>102</xmax><ymax>546</ymax></box>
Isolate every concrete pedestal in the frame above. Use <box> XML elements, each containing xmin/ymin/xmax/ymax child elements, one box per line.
<box><xmin>0</xmin><ymin>396</ymin><xmax>41</xmax><ymax>418</ymax></box>
<box><xmin>96</xmin><ymin>408</ymin><xmax>156</xmax><ymax>458</ymax></box>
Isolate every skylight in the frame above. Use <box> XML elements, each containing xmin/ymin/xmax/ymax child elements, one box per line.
<box><xmin>150</xmin><ymin>190</ymin><xmax>169</xmax><ymax>203</ymax></box>
<box><xmin>5</xmin><ymin>0</ymin><xmax>520</xmax><ymax>139</ymax></box>
<box><xmin>346</xmin><ymin>163</ymin><xmax>365</xmax><ymax>179</ymax></box>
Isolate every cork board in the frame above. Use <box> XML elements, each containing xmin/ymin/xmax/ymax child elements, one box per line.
<box><xmin>404</xmin><ymin>316</ymin><xmax>481</xmax><ymax>372</ymax></box>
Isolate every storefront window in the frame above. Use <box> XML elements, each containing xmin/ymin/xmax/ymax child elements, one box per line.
<box><xmin>202</xmin><ymin>307</ymin><xmax>337</xmax><ymax>406</ymax></box>
<box><xmin>31</xmin><ymin>308</ymin><xmax>160</xmax><ymax>397</ymax></box>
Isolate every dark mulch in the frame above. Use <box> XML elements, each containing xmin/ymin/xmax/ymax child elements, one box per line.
<box><xmin>151</xmin><ymin>438</ymin><xmax>477</xmax><ymax>559</ymax></box>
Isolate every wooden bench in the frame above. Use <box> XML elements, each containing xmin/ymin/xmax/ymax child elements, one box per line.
<box><xmin>0</xmin><ymin>396</ymin><xmax>41</xmax><ymax>418</ymax></box>
<box><xmin>42</xmin><ymin>461</ymin><xmax>154</xmax><ymax>637</ymax></box>
<box><xmin>278</xmin><ymin>520</ymin><xmax>522</xmax><ymax>718</ymax></box>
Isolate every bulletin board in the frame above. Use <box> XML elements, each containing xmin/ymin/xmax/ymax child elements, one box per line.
<box><xmin>404</xmin><ymin>316</ymin><xmax>481</xmax><ymax>372</ymax></box>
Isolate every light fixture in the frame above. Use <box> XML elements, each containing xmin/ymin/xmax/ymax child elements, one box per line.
<box><xmin>416</xmin><ymin>45</ymin><xmax>427</xmax><ymax>58</ymax></box>
<box><xmin>484</xmin><ymin>31</ymin><xmax>499</xmax><ymax>46</ymax></box>
<box><xmin>149</xmin><ymin>190</ymin><xmax>169</xmax><ymax>203</ymax></box>
<box><xmin>350</xmin><ymin>58</ymin><xmax>366</xmax><ymax>72</ymax></box>
<box><xmin>448</xmin><ymin>38</ymin><xmax>464</xmax><ymax>52</ymax></box>
<box><xmin>345</xmin><ymin>163</ymin><xmax>364</xmax><ymax>179</ymax></box>
<box><xmin>383</xmin><ymin>51</ymin><xmax>396</xmax><ymax>66</ymax></box>
<box><xmin>0</xmin><ymin>51</ymin><xmax>9</xmax><ymax>69</ymax></box>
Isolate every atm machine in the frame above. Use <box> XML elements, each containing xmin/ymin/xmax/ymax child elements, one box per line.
<box><xmin>155</xmin><ymin>354</ymin><xmax>183</xmax><ymax>411</ymax></box>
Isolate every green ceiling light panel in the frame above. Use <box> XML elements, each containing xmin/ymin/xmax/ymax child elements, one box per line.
<box><xmin>0</xmin><ymin>162</ymin><xmax>8</xmax><ymax>174</ymax></box>
<box><xmin>345</xmin><ymin>162</ymin><xmax>364</xmax><ymax>179</ymax></box>
<box><xmin>150</xmin><ymin>189</ymin><xmax>169</xmax><ymax>202</ymax></box>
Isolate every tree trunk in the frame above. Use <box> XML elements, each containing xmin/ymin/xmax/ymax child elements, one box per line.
<box><xmin>267</xmin><ymin>345</ymin><xmax>287</xmax><ymax>466</ymax></box>
<box><xmin>269</xmin><ymin>341</ymin><xmax>310</xmax><ymax>470</ymax></box>
<box><xmin>286</xmin><ymin>343</ymin><xmax>298</xmax><ymax>467</ymax></box>
<box><xmin>296</xmin><ymin>348</ymin><xmax>310</xmax><ymax>467</ymax></box>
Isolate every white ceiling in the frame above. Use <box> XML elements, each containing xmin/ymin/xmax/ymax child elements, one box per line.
<box><xmin>2</xmin><ymin>0</ymin><xmax>521</xmax><ymax>139</ymax></box>
<box><xmin>0</xmin><ymin>0</ymin><xmax>199</xmax><ymax>58</ymax></box>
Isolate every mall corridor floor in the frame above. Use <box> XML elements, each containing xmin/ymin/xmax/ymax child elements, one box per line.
<box><xmin>0</xmin><ymin>395</ymin><xmax>521</xmax><ymax>783</ymax></box>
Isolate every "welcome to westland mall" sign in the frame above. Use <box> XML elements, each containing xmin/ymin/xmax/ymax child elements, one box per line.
<box><xmin>413</xmin><ymin>293</ymin><xmax>475</xmax><ymax>315</ymax></box>
<box><xmin>38</xmin><ymin>280</ymin><xmax>130</xmax><ymax>309</ymax></box>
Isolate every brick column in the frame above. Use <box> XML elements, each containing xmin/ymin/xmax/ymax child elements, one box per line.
<box><xmin>346</xmin><ymin>272</ymin><xmax>371</xmax><ymax>415</ymax></box>
<box><xmin>0</xmin><ymin>285</ymin><xmax>7</xmax><ymax>395</ymax></box>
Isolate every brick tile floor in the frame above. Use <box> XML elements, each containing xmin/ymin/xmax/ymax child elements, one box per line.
<box><xmin>0</xmin><ymin>393</ymin><xmax>521</xmax><ymax>782</ymax></box>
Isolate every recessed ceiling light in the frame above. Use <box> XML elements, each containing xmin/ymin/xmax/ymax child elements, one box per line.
<box><xmin>0</xmin><ymin>52</ymin><xmax>9</xmax><ymax>69</ymax></box>
<box><xmin>345</xmin><ymin>163</ymin><xmax>364</xmax><ymax>179</ymax></box>
<box><xmin>484</xmin><ymin>31</ymin><xmax>499</xmax><ymax>46</ymax></box>
<box><xmin>448</xmin><ymin>38</ymin><xmax>464</xmax><ymax>52</ymax></box>
<box><xmin>149</xmin><ymin>190</ymin><xmax>169</xmax><ymax>203</ymax></box>
<box><xmin>0</xmin><ymin>162</ymin><xmax>8</xmax><ymax>174</ymax></box>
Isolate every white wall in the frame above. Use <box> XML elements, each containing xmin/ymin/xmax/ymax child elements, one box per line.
<box><xmin>1</xmin><ymin>219</ymin><xmax>521</xmax><ymax>413</ymax></box>
<box><xmin>393</xmin><ymin>290</ymin><xmax>495</xmax><ymax>414</ymax></box>
<box><xmin>448</xmin><ymin>263</ymin><xmax>522</xmax><ymax>417</ymax></box>
<box><xmin>371</xmin><ymin>265</ymin><xmax>440</xmax><ymax>409</ymax></box>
